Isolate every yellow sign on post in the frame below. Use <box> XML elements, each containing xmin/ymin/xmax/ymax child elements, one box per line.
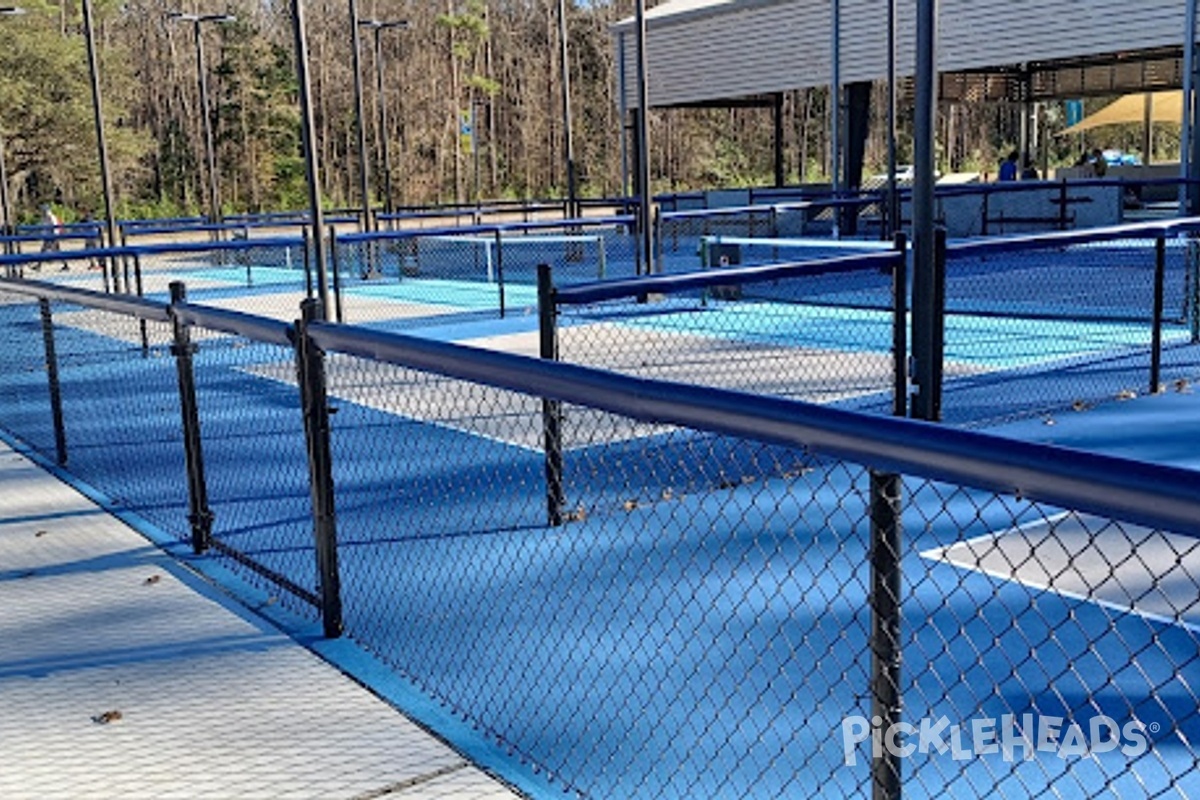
<box><xmin>459</xmin><ymin>108</ymin><xmax>474</xmax><ymax>155</ymax></box>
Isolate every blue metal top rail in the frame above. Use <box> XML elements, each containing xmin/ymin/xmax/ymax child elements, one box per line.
<box><xmin>0</xmin><ymin>276</ymin><xmax>171</xmax><ymax>322</ymax></box>
<box><xmin>0</xmin><ymin>235</ymin><xmax>304</xmax><ymax>268</ymax></box>
<box><xmin>947</xmin><ymin>217</ymin><xmax>1200</xmax><ymax>259</ymax></box>
<box><xmin>336</xmin><ymin>215</ymin><xmax>634</xmax><ymax>246</ymax></box>
<box><xmin>308</xmin><ymin>319</ymin><xmax>1200</xmax><ymax>539</ymax></box>
<box><xmin>554</xmin><ymin>250</ymin><xmax>901</xmax><ymax>306</ymax></box>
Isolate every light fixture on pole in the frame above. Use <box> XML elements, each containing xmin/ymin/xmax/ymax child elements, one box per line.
<box><xmin>0</xmin><ymin>6</ymin><xmax>25</xmax><ymax>259</ymax></box>
<box><xmin>358</xmin><ymin>18</ymin><xmax>408</xmax><ymax>216</ymax></box>
<box><xmin>168</xmin><ymin>12</ymin><xmax>235</xmax><ymax>229</ymax></box>
<box><xmin>81</xmin><ymin>0</ymin><xmax>120</xmax><ymax>292</ymax></box>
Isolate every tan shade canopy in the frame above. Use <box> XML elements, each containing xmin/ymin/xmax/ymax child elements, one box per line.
<box><xmin>1059</xmin><ymin>91</ymin><xmax>1184</xmax><ymax>135</ymax></box>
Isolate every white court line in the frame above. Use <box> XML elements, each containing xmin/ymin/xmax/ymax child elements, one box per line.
<box><xmin>922</xmin><ymin>513</ymin><xmax>1200</xmax><ymax>634</ymax></box>
<box><xmin>241</xmin><ymin>355</ymin><xmax>678</xmax><ymax>453</ymax></box>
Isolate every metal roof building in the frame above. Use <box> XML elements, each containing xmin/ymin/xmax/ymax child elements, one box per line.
<box><xmin>613</xmin><ymin>0</ymin><xmax>1197</xmax><ymax>110</ymax></box>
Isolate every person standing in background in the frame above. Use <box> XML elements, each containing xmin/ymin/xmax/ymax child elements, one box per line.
<box><xmin>35</xmin><ymin>203</ymin><xmax>67</xmax><ymax>271</ymax></box>
<box><xmin>998</xmin><ymin>151</ymin><xmax>1019</xmax><ymax>182</ymax></box>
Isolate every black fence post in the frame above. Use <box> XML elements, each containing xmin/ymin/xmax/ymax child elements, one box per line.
<box><xmin>295</xmin><ymin>298</ymin><xmax>343</xmax><ymax>638</ymax></box>
<box><xmin>38</xmin><ymin>297</ymin><xmax>68</xmax><ymax>466</ymax></box>
<box><xmin>329</xmin><ymin>227</ymin><xmax>344</xmax><ymax>324</ymax></box>
<box><xmin>891</xmin><ymin>232</ymin><xmax>908</xmax><ymax>418</ymax></box>
<box><xmin>1151</xmin><ymin>234</ymin><xmax>1166</xmax><ymax>394</ymax></box>
<box><xmin>911</xmin><ymin>227</ymin><xmax>946</xmax><ymax>422</ymax></box>
<box><xmin>537</xmin><ymin>263</ymin><xmax>565</xmax><ymax>527</ymax></box>
<box><xmin>168</xmin><ymin>282</ymin><xmax>213</xmax><ymax>554</ymax></box>
<box><xmin>869</xmin><ymin>469</ymin><xmax>903</xmax><ymax>800</ymax></box>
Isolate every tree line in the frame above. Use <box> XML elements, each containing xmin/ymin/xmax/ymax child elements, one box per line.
<box><xmin>0</xmin><ymin>0</ymin><xmax>1153</xmax><ymax>223</ymax></box>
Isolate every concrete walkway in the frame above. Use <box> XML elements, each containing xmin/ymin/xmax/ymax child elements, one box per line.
<box><xmin>0</xmin><ymin>442</ymin><xmax>523</xmax><ymax>800</ymax></box>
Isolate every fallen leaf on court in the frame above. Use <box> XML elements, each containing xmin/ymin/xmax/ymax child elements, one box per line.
<box><xmin>622</xmin><ymin>499</ymin><xmax>639</xmax><ymax>511</ymax></box>
<box><xmin>1071</xmin><ymin>400</ymin><xmax>1090</xmax><ymax>411</ymax></box>
<box><xmin>661</xmin><ymin>488</ymin><xmax>674</xmax><ymax>501</ymax></box>
<box><xmin>34</xmin><ymin>530</ymin><xmax>49</xmax><ymax>538</ymax></box>
<box><xmin>143</xmin><ymin>574</ymin><xmax>161</xmax><ymax>585</ymax></box>
<box><xmin>1175</xmin><ymin>378</ymin><xmax>1191</xmax><ymax>393</ymax></box>
<box><xmin>91</xmin><ymin>710</ymin><xmax>123</xmax><ymax>725</ymax></box>
<box><xmin>1116</xmin><ymin>390</ymin><xmax>1137</xmax><ymax>400</ymax></box>
<box><xmin>565</xmin><ymin>506</ymin><xmax>588</xmax><ymax>522</ymax></box>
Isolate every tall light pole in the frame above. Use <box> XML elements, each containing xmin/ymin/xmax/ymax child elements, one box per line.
<box><xmin>82</xmin><ymin>0</ymin><xmax>119</xmax><ymax>292</ymax></box>
<box><xmin>886</xmin><ymin>0</ymin><xmax>899</xmax><ymax>236</ymax></box>
<box><xmin>0</xmin><ymin>6</ymin><xmax>25</xmax><ymax>257</ymax></box>
<box><xmin>168</xmin><ymin>12</ymin><xmax>235</xmax><ymax>228</ymax></box>
<box><xmin>830</xmin><ymin>0</ymin><xmax>841</xmax><ymax>205</ymax></box>
<box><xmin>911</xmin><ymin>0</ymin><xmax>940</xmax><ymax>422</ymax></box>
<box><xmin>558</xmin><ymin>0</ymin><xmax>578</xmax><ymax>220</ymax></box>
<box><xmin>359</xmin><ymin>18</ymin><xmax>408</xmax><ymax>216</ymax></box>
<box><xmin>1181</xmin><ymin>0</ymin><xmax>1197</xmax><ymax>215</ymax></box>
<box><xmin>633</xmin><ymin>0</ymin><xmax>652</xmax><ymax>275</ymax></box>
<box><xmin>290</xmin><ymin>0</ymin><xmax>329</xmax><ymax>317</ymax></box>
<box><xmin>348</xmin><ymin>0</ymin><xmax>372</xmax><ymax>231</ymax></box>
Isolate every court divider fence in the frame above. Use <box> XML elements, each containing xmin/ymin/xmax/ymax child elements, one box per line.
<box><xmin>541</xmin><ymin>235</ymin><xmax>908</xmax><ymax>421</ymax></box>
<box><xmin>937</xmin><ymin>220</ymin><xmax>1200</xmax><ymax>427</ymax></box>
<box><xmin>4</xmin><ymin>254</ymin><xmax>1200</xmax><ymax>797</ymax></box>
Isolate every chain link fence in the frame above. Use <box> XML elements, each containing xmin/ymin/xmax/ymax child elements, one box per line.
<box><xmin>3</xmin><ymin>234</ymin><xmax>1200</xmax><ymax>798</ymax></box>
<box><xmin>939</xmin><ymin>224</ymin><xmax>1200</xmax><ymax>427</ymax></box>
<box><xmin>547</xmin><ymin>246</ymin><xmax>906</xmax><ymax>419</ymax></box>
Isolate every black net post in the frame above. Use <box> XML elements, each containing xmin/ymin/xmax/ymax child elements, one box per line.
<box><xmin>537</xmin><ymin>263</ymin><xmax>565</xmax><ymax>527</ymax></box>
<box><xmin>133</xmin><ymin>253</ymin><xmax>149</xmax><ymax>357</ymax></box>
<box><xmin>891</xmin><ymin>231</ymin><xmax>909</xmax><ymax>418</ymax></box>
<box><xmin>295</xmin><ymin>297</ymin><xmax>343</xmax><ymax>637</ymax></box>
<box><xmin>495</xmin><ymin>228</ymin><xmax>506</xmax><ymax>318</ymax></box>
<box><xmin>168</xmin><ymin>282</ymin><xmax>213</xmax><ymax>554</ymax></box>
<box><xmin>1189</xmin><ymin>235</ymin><xmax>1200</xmax><ymax>343</ymax></box>
<box><xmin>1057</xmin><ymin>179</ymin><xmax>1070</xmax><ymax>230</ymax></box>
<box><xmin>1151</xmin><ymin>234</ymin><xmax>1166</xmax><ymax>393</ymax></box>
<box><xmin>869</xmin><ymin>469</ymin><xmax>903</xmax><ymax>800</ymax></box>
<box><xmin>37</xmin><ymin>297</ymin><xmax>68</xmax><ymax>467</ymax></box>
<box><xmin>652</xmin><ymin>203</ymin><xmax>663</xmax><ymax>274</ymax></box>
<box><xmin>302</xmin><ymin>227</ymin><xmax>314</xmax><ymax>299</ymax></box>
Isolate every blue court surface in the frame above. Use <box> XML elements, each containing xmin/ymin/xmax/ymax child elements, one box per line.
<box><xmin>2</xmin><ymin>271</ymin><xmax>1200</xmax><ymax>798</ymax></box>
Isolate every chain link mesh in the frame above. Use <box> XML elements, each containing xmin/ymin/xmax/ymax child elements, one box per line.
<box><xmin>941</xmin><ymin>234</ymin><xmax>1200</xmax><ymax>427</ymax></box>
<box><xmin>2</xmin><ymin>229</ymin><xmax>1200</xmax><ymax>798</ymax></box>
<box><xmin>554</xmin><ymin>252</ymin><xmax>902</xmax><ymax>417</ymax></box>
<box><xmin>188</xmin><ymin>321</ymin><xmax>318</xmax><ymax>617</ymax></box>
